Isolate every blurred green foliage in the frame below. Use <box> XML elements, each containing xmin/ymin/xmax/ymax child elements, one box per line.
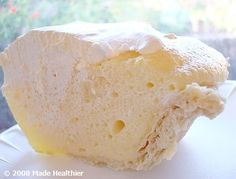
<box><xmin>0</xmin><ymin>0</ymin><xmax>192</xmax><ymax>50</ymax></box>
<box><xmin>0</xmin><ymin>0</ymin><xmax>235</xmax><ymax>51</ymax></box>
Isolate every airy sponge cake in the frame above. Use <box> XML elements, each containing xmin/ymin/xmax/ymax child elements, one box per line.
<box><xmin>0</xmin><ymin>22</ymin><xmax>228</xmax><ymax>170</ymax></box>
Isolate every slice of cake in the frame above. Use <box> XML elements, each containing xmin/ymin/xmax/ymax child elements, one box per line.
<box><xmin>0</xmin><ymin>22</ymin><xmax>228</xmax><ymax>170</ymax></box>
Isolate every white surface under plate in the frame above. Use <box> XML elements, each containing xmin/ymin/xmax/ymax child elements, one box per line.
<box><xmin>0</xmin><ymin>81</ymin><xmax>236</xmax><ymax>179</ymax></box>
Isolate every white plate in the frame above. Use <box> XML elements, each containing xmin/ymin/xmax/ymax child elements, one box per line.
<box><xmin>0</xmin><ymin>81</ymin><xmax>236</xmax><ymax>179</ymax></box>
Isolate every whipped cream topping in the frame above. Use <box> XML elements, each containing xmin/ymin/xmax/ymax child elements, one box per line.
<box><xmin>35</xmin><ymin>22</ymin><xmax>168</xmax><ymax>64</ymax></box>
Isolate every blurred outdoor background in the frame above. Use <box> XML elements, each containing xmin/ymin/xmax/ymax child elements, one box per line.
<box><xmin>0</xmin><ymin>0</ymin><xmax>236</xmax><ymax>132</ymax></box>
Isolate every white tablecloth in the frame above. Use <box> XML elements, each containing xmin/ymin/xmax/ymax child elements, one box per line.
<box><xmin>0</xmin><ymin>81</ymin><xmax>236</xmax><ymax>179</ymax></box>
